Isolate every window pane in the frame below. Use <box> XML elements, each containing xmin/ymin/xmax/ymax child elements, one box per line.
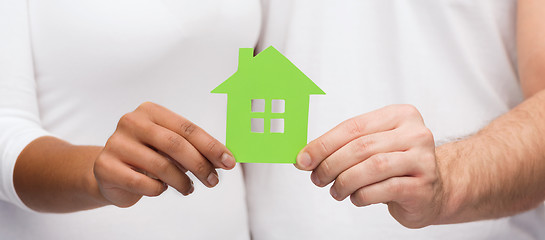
<box><xmin>251</xmin><ymin>99</ymin><xmax>265</xmax><ymax>112</ymax></box>
<box><xmin>271</xmin><ymin>99</ymin><xmax>285</xmax><ymax>113</ymax></box>
<box><xmin>251</xmin><ymin>118</ymin><xmax>264</xmax><ymax>133</ymax></box>
<box><xmin>270</xmin><ymin>118</ymin><xmax>284</xmax><ymax>133</ymax></box>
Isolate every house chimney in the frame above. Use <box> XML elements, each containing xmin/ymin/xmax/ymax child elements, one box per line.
<box><xmin>238</xmin><ymin>48</ymin><xmax>253</xmax><ymax>69</ymax></box>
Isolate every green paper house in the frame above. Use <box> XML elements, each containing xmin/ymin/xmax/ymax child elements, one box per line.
<box><xmin>212</xmin><ymin>46</ymin><xmax>324</xmax><ymax>163</ymax></box>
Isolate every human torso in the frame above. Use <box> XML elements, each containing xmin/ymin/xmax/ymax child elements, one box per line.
<box><xmin>245</xmin><ymin>1</ymin><xmax>545</xmax><ymax>239</ymax></box>
<box><xmin>0</xmin><ymin>1</ymin><xmax>260</xmax><ymax>239</ymax></box>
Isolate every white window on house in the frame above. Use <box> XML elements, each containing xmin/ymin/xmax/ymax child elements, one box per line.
<box><xmin>270</xmin><ymin>99</ymin><xmax>285</xmax><ymax>133</ymax></box>
<box><xmin>250</xmin><ymin>99</ymin><xmax>285</xmax><ymax>133</ymax></box>
<box><xmin>251</xmin><ymin>99</ymin><xmax>265</xmax><ymax>112</ymax></box>
<box><xmin>271</xmin><ymin>99</ymin><xmax>285</xmax><ymax>113</ymax></box>
<box><xmin>270</xmin><ymin>119</ymin><xmax>284</xmax><ymax>133</ymax></box>
<box><xmin>251</xmin><ymin>118</ymin><xmax>264</xmax><ymax>133</ymax></box>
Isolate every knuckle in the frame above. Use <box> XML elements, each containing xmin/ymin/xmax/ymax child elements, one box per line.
<box><xmin>206</xmin><ymin>140</ymin><xmax>221</xmax><ymax>159</ymax></box>
<box><xmin>344</xmin><ymin>118</ymin><xmax>364</xmax><ymax>136</ymax></box>
<box><xmin>180</xmin><ymin>121</ymin><xmax>196</xmax><ymax>137</ymax></box>
<box><xmin>118</xmin><ymin>112</ymin><xmax>150</xmax><ymax>133</ymax></box>
<box><xmin>150</xmin><ymin>157</ymin><xmax>171</xmax><ymax>176</ymax></box>
<box><xmin>317</xmin><ymin>138</ymin><xmax>329</xmax><ymax>156</ymax></box>
<box><xmin>118</xmin><ymin>113</ymin><xmax>137</xmax><ymax>128</ymax></box>
<box><xmin>354</xmin><ymin>137</ymin><xmax>373</xmax><ymax>155</ymax></box>
<box><xmin>414</xmin><ymin>127</ymin><xmax>434</xmax><ymax>143</ymax></box>
<box><xmin>192</xmin><ymin>160</ymin><xmax>211</xmax><ymax>177</ymax></box>
<box><xmin>370</xmin><ymin>154</ymin><xmax>390</xmax><ymax>173</ymax></box>
<box><xmin>398</xmin><ymin>104</ymin><xmax>420</xmax><ymax>117</ymax></box>
<box><xmin>335</xmin><ymin>173</ymin><xmax>348</xmax><ymax>191</ymax></box>
<box><xmin>207</xmin><ymin>140</ymin><xmax>217</xmax><ymax>152</ymax></box>
<box><xmin>107</xmin><ymin>133</ymin><xmax>121</xmax><ymax>144</ymax></box>
<box><xmin>166</xmin><ymin>134</ymin><xmax>183</xmax><ymax>153</ymax></box>
<box><xmin>104</xmin><ymin>135</ymin><xmax>120</xmax><ymax>152</ymax></box>
<box><xmin>126</xmin><ymin>174</ymin><xmax>144</xmax><ymax>190</ymax></box>
<box><xmin>137</xmin><ymin>101</ymin><xmax>156</xmax><ymax>112</ymax></box>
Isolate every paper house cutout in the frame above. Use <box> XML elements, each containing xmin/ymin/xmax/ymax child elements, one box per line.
<box><xmin>212</xmin><ymin>46</ymin><xmax>325</xmax><ymax>163</ymax></box>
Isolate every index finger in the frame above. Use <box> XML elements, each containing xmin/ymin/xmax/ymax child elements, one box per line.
<box><xmin>296</xmin><ymin>105</ymin><xmax>422</xmax><ymax>171</ymax></box>
<box><xmin>139</xmin><ymin>102</ymin><xmax>236</xmax><ymax>170</ymax></box>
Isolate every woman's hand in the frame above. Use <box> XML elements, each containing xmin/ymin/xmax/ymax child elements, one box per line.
<box><xmin>93</xmin><ymin>102</ymin><xmax>235</xmax><ymax>207</ymax></box>
<box><xmin>295</xmin><ymin>104</ymin><xmax>443</xmax><ymax>228</ymax></box>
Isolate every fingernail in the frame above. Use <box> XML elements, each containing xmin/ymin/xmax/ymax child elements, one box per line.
<box><xmin>297</xmin><ymin>152</ymin><xmax>311</xmax><ymax>168</ymax></box>
<box><xmin>311</xmin><ymin>172</ymin><xmax>321</xmax><ymax>186</ymax></box>
<box><xmin>207</xmin><ymin>172</ymin><xmax>219</xmax><ymax>187</ymax></box>
<box><xmin>187</xmin><ymin>184</ymin><xmax>194</xmax><ymax>195</ymax></box>
<box><xmin>330</xmin><ymin>188</ymin><xmax>339</xmax><ymax>200</ymax></box>
<box><xmin>221</xmin><ymin>153</ymin><xmax>235</xmax><ymax>169</ymax></box>
<box><xmin>188</xmin><ymin>179</ymin><xmax>194</xmax><ymax>194</ymax></box>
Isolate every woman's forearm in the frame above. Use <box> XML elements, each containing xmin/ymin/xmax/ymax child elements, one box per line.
<box><xmin>14</xmin><ymin>136</ymin><xmax>109</xmax><ymax>212</ymax></box>
<box><xmin>13</xmin><ymin>102</ymin><xmax>236</xmax><ymax>212</ymax></box>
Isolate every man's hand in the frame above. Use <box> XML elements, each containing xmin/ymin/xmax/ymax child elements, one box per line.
<box><xmin>295</xmin><ymin>104</ymin><xmax>443</xmax><ymax>228</ymax></box>
<box><xmin>94</xmin><ymin>102</ymin><xmax>236</xmax><ymax>207</ymax></box>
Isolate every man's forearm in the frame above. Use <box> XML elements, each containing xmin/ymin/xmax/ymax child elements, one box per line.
<box><xmin>435</xmin><ymin>90</ymin><xmax>545</xmax><ymax>224</ymax></box>
<box><xmin>14</xmin><ymin>136</ymin><xmax>109</xmax><ymax>212</ymax></box>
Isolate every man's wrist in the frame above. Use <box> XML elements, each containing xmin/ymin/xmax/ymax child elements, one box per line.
<box><xmin>433</xmin><ymin>141</ymin><xmax>474</xmax><ymax>224</ymax></box>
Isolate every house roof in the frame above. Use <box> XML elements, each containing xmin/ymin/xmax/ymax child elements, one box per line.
<box><xmin>211</xmin><ymin>46</ymin><xmax>325</xmax><ymax>96</ymax></box>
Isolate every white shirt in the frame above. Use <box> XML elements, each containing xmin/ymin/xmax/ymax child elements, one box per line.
<box><xmin>244</xmin><ymin>0</ymin><xmax>545</xmax><ymax>239</ymax></box>
<box><xmin>0</xmin><ymin>0</ymin><xmax>260</xmax><ymax>239</ymax></box>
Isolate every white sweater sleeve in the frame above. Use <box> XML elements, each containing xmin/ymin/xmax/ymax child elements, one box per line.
<box><xmin>0</xmin><ymin>0</ymin><xmax>52</xmax><ymax>210</ymax></box>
